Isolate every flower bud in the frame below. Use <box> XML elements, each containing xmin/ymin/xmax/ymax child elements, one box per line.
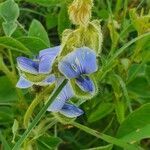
<box><xmin>68</xmin><ymin>0</ymin><xmax>93</xmax><ymax>26</ymax></box>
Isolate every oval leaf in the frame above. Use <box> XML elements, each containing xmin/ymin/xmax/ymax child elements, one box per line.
<box><xmin>0</xmin><ymin>36</ymin><xmax>31</xmax><ymax>55</ymax></box>
<box><xmin>18</xmin><ymin>36</ymin><xmax>48</xmax><ymax>54</ymax></box>
<box><xmin>29</xmin><ymin>19</ymin><xmax>50</xmax><ymax>47</ymax></box>
<box><xmin>117</xmin><ymin>103</ymin><xmax>150</xmax><ymax>143</ymax></box>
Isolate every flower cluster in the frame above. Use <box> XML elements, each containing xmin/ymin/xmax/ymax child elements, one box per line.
<box><xmin>16</xmin><ymin>46</ymin><xmax>98</xmax><ymax>118</ymax></box>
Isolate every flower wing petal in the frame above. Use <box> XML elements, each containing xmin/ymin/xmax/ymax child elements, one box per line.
<box><xmin>76</xmin><ymin>76</ymin><xmax>95</xmax><ymax>93</ymax></box>
<box><xmin>17</xmin><ymin>57</ymin><xmax>38</xmax><ymax>74</ymax></box>
<box><xmin>59</xmin><ymin>103</ymin><xmax>84</xmax><ymax>118</ymax></box>
<box><xmin>16</xmin><ymin>76</ymin><xmax>33</xmax><ymax>88</ymax></box>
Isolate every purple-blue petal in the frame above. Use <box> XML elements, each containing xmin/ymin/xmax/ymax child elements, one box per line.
<box><xmin>17</xmin><ymin>57</ymin><xmax>39</xmax><ymax>74</ymax></box>
<box><xmin>39</xmin><ymin>46</ymin><xmax>61</xmax><ymax>74</ymax></box>
<box><xmin>47</xmin><ymin>82</ymin><xmax>74</xmax><ymax>112</ymax></box>
<box><xmin>58</xmin><ymin>47</ymin><xmax>98</xmax><ymax>78</ymax></box>
<box><xmin>76</xmin><ymin>76</ymin><xmax>95</xmax><ymax>93</ymax></box>
<box><xmin>59</xmin><ymin>103</ymin><xmax>84</xmax><ymax>118</ymax></box>
<box><xmin>39</xmin><ymin>46</ymin><xmax>61</xmax><ymax>57</ymax></box>
<box><xmin>16</xmin><ymin>76</ymin><xmax>33</xmax><ymax>88</ymax></box>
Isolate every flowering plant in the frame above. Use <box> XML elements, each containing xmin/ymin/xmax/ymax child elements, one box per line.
<box><xmin>0</xmin><ymin>0</ymin><xmax>150</xmax><ymax>150</ymax></box>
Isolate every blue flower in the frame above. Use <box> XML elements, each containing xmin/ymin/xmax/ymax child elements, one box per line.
<box><xmin>47</xmin><ymin>80</ymin><xmax>84</xmax><ymax>118</ymax></box>
<box><xmin>16</xmin><ymin>46</ymin><xmax>60</xmax><ymax>88</ymax></box>
<box><xmin>58</xmin><ymin>47</ymin><xmax>98</xmax><ymax>93</ymax></box>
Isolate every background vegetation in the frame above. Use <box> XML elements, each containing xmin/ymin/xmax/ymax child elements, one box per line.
<box><xmin>0</xmin><ymin>0</ymin><xmax>150</xmax><ymax>149</ymax></box>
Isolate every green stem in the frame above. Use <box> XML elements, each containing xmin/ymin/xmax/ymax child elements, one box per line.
<box><xmin>24</xmin><ymin>85</ymin><xmax>55</xmax><ymax>128</ymax></box>
<box><xmin>20</xmin><ymin>8</ymin><xmax>46</xmax><ymax>17</ymax></box>
<box><xmin>12</xmin><ymin>79</ymin><xmax>68</xmax><ymax>150</ymax></box>
<box><xmin>8</xmin><ymin>50</ymin><xmax>15</xmax><ymax>73</ymax></box>
<box><xmin>27</xmin><ymin>119</ymin><xmax>57</xmax><ymax>145</ymax></box>
<box><xmin>71</xmin><ymin>122</ymin><xmax>139</xmax><ymax>150</ymax></box>
<box><xmin>23</xmin><ymin>94</ymin><xmax>43</xmax><ymax>128</ymax></box>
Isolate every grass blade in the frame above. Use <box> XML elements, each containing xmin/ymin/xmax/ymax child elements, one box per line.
<box><xmin>12</xmin><ymin>79</ymin><xmax>68</xmax><ymax>150</ymax></box>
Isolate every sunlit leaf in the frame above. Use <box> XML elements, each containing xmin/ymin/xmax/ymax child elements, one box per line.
<box><xmin>117</xmin><ymin>103</ymin><xmax>150</xmax><ymax>143</ymax></box>
<box><xmin>29</xmin><ymin>19</ymin><xmax>50</xmax><ymax>47</ymax></box>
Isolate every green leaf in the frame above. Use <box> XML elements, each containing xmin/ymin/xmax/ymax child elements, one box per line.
<box><xmin>29</xmin><ymin>19</ymin><xmax>50</xmax><ymax>47</ymax></box>
<box><xmin>37</xmin><ymin>135</ymin><xmax>62</xmax><ymax>150</ymax></box>
<box><xmin>88</xmin><ymin>102</ymin><xmax>114</xmax><ymax>123</ymax></box>
<box><xmin>0</xmin><ymin>0</ymin><xmax>19</xmax><ymax>22</ymax></box>
<box><xmin>145</xmin><ymin>65</ymin><xmax>150</xmax><ymax>84</ymax></box>
<box><xmin>46</xmin><ymin>14</ymin><xmax>58</xmax><ymax>29</ymax></box>
<box><xmin>25</xmin><ymin>0</ymin><xmax>61</xmax><ymax>7</ymax></box>
<box><xmin>58</xmin><ymin>4</ymin><xmax>71</xmax><ymax>36</ymax></box>
<box><xmin>12</xmin><ymin>119</ymin><xmax>19</xmax><ymax>143</ymax></box>
<box><xmin>83</xmin><ymin>144</ymin><xmax>113</xmax><ymax>150</ymax></box>
<box><xmin>0</xmin><ymin>106</ymin><xmax>14</xmax><ymax>124</ymax></box>
<box><xmin>18</xmin><ymin>36</ymin><xmax>48</xmax><ymax>54</ymax></box>
<box><xmin>72</xmin><ymin>122</ymin><xmax>139</xmax><ymax>150</ymax></box>
<box><xmin>2</xmin><ymin>21</ymin><xmax>17</xmax><ymax>36</ymax></box>
<box><xmin>108</xmin><ymin>21</ymin><xmax>119</xmax><ymax>53</ymax></box>
<box><xmin>129</xmin><ymin>8</ymin><xmax>150</xmax><ymax>34</ymax></box>
<box><xmin>0</xmin><ymin>131</ymin><xmax>11</xmax><ymax>150</ymax></box>
<box><xmin>117</xmin><ymin>103</ymin><xmax>150</xmax><ymax>143</ymax></box>
<box><xmin>127</xmin><ymin>77</ymin><xmax>150</xmax><ymax>98</ymax></box>
<box><xmin>0</xmin><ymin>0</ymin><xmax>19</xmax><ymax>36</ymax></box>
<box><xmin>97</xmin><ymin>32</ymin><xmax>150</xmax><ymax>82</ymax></box>
<box><xmin>0</xmin><ymin>36</ymin><xmax>31</xmax><ymax>55</ymax></box>
<box><xmin>0</xmin><ymin>76</ymin><xmax>17</xmax><ymax>102</ymax></box>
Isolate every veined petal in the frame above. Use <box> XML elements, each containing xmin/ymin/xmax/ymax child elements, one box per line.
<box><xmin>76</xmin><ymin>75</ymin><xmax>95</xmax><ymax>93</ymax></box>
<box><xmin>38</xmin><ymin>74</ymin><xmax>55</xmax><ymax>86</ymax></box>
<box><xmin>17</xmin><ymin>57</ymin><xmax>39</xmax><ymax>74</ymax></box>
<box><xmin>16</xmin><ymin>76</ymin><xmax>33</xmax><ymax>88</ymax></box>
<box><xmin>58</xmin><ymin>47</ymin><xmax>97</xmax><ymax>78</ymax></box>
<box><xmin>58</xmin><ymin>60</ymin><xmax>80</xmax><ymax>78</ymax></box>
<box><xmin>47</xmin><ymin>82</ymin><xmax>74</xmax><ymax>112</ymax></box>
<box><xmin>59</xmin><ymin>103</ymin><xmax>84</xmax><ymax>118</ymax></box>
<box><xmin>39</xmin><ymin>46</ymin><xmax>61</xmax><ymax>74</ymax></box>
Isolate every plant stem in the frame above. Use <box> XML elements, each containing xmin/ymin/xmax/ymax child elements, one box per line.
<box><xmin>23</xmin><ymin>85</ymin><xmax>55</xmax><ymax>128</ymax></box>
<box><xmin>71</xmin><ymin>121</ymin><xmax>139</xmax><ymax>150</ymax></box>
<box><xmin>12</xmin><ymin>79</ymin><xmax>68</xmax><ymax>150</ymax></box>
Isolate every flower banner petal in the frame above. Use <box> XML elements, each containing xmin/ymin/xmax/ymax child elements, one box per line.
<box><xmin>58</xmin><ymin>47</ymin><xmax>97</xmax><ymax>78</ymax></box>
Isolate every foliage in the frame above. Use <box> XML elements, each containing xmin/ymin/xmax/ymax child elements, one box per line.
<box><xmin>0</xmin><ymin>0</ymin><xmax>150</xmax><ymax>150</ymax></box>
